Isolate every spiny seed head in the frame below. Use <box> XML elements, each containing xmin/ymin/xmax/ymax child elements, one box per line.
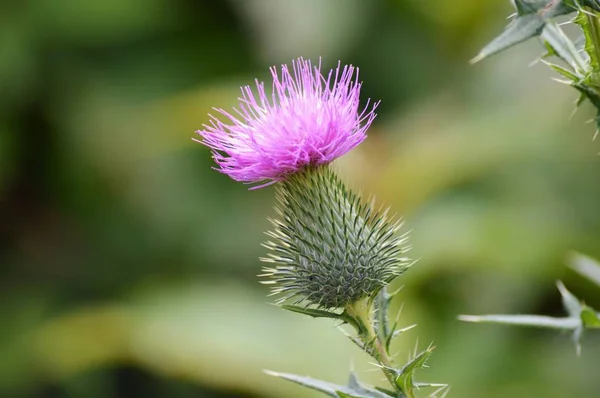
<box><xmin>260</xmin><ymin>166</ymin><xmax>412</xmax><ymax>309</ymax></box>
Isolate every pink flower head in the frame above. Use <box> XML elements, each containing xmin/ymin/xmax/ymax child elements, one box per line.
<box><xmin>194</xmin><ymin>58</ymin><xmax>379</xmax><ymax>189</ymax></box>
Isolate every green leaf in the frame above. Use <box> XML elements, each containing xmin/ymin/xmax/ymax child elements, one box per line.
<box><xmin>459</xmin><ymin>281</ymin><xmax>583</xmax><ymax>330</ymax></box>
<box><xmin>280</xmin><ymin>304</ymin><xmax>345</xmax><ymax>320</ymax></box>
<box><xmin>393</xmin><ymin>344</ymin><xmax>437</xmax><ymax>396</ymax></box>
<box><xmin>514</xmin><ymin>0</ymin><xmax>573</xmax><ymax>16</ymax></box>
<box><xmin>514</xmin><ymin>0</ymin><xmax>551</xmax><ymax>14</ymax></box>
<box><xmin>386</xmin><ymin>324</ymin><xmax>417</xmax><ymax>353</ymax></box>
<box><xmin>374</xmin><ymin>387</ymin><xmax>398</xmax><ymax>397</ymax></box>
<box><xmin>264</xmin><ymin>370</ymin><xmax>392</xmax><ymax>398</ymax></box>
<box><xmin>541</xmin><ymin>22</ymin><xmax>588</xmax><ymax>75</ymax></box>
<box><xmin>471</xmin><ymin>0</ymin><xmax>577</xmax><ymax>63</ymax></box>
<box><xmin>458</xmin><ymin>314</ymin><xmax>580</xmax><ymax>329</ymax></box>
<box><xmin>346</xmin><ymin>372</ymin><xmax>397</xmax><ymax>397</ymax></box>
<box><xmin>460</xmin><ymin>279</ymin><xmax>600</xmax><ymax>355</ymax></box>
<box><xmin>574</xmin><ymin>6</ymin><xmax>600</xmax><ymax>70</ymax></box>
<box><xmin>568</xmin><ymin>252</ymin><xmax>600</xmax><ymax>287</ymax></box>
<box><xmin>557</xmin><ymin>281</ymin><xmax>582</xmax><ymax>317</ymax></box>
<box><xmin>580</xmin><ymin>306</ymin><xmax>600</xmax><ymax>328</ymax></box>
<box><xmin>576</xmin><ymin>91</ymin><xmax>588</xmax><ymax>107</ymax></box>
<box><xmin>544</xmin><ymin>61</ymin><xmax>580</xmax><ymax>81</ymax></box>
<box><xmin>471</xmin><ymin>13</ymin><xmax>546</xmax><ymax>63</ymax></box>
<box><xmin>282</xmin><ymin>304</ymin><xmax>375</xmax><ymax>343</ymax></box>
<box><xmin>572</xmin><ymin>6</ymin><xmax>600</xmax><ymax>118</ymax></box>
<box><xmin>264</xmin><ymin>371</ymin><xmax>339</xmax><ymax>397</ymax></box>
<box><xmin>573</xmin><ymin>83</ymin><xmax>600</xmax><ymax>109</ymax></box>
<box><xmin>373</xmin><ymin>288</ymin><xmax>394</xmax><ymax>348</ymax></box>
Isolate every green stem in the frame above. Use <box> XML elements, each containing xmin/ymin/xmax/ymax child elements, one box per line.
<box><xmin>585</xmin><ymin>7</ymin><xmax>600</xmax><ymax>67</ymax></box>
<box><xmin>345</xmin><ymin>298</ymin><xmax>414</xmax><ymax>398</ymax></box>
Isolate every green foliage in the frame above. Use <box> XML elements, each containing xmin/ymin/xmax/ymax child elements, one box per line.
<box><xmin>263</xmin><ymin>371</ymin><xmax>393</xmax><ymax>398</ymax></box>
<box><xmin>267</xmin><ymin>288</ymin><xmax>448</xmax><ymax>398</ymax></box>
<box><xmin>460</xmin><ymin>253</ymin><xmax>600</xmax><ymax>355</ymax></box>
<box><xmin>467</xmin><ymin>0</ymin><xmax>600</xmax><ymax>369</ymax></box>
<box><xmin>470</xmin><ymin>0</ymin><xmax>575</xmax><ymax>63</ymax></box>
<box><xmin>570</xmin><ymin>252</ymin><xmax>600</xmax><ymax>286</ymax></box>
<box><xmin>473</xmin><ymin>0</ymin><xmax>600</xmax><ymax>132</ymax></box>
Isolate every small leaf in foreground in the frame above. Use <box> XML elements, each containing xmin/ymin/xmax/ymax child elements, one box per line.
<box><xmin>580</xmin><ymin>305</ymin><xmax>600</xmax><ymax>328</ymax></box>
<box><xmin>568</xmin><ymin>252</ymin><xmax>600</xmax><ymax>287</ymax></box>
<box><xmin>264</xmin><ymin>370</ymin><xmax>392</xmax><ymax>398</ymax></box>
<box><xmin>460</xmin><ymin>275</ymin><xmax>600</xmax><ymax>354</ymax></box>
<box><xmin>471</xmin><ymin>0</ymin><xmax>577</xmax><ymax>63</ymax></box>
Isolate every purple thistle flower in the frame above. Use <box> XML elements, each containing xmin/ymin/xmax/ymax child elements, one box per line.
<box><xmin>194</xmin><ymin>58</ymin><xmax>379</xmax><ymax>189</ymax></box>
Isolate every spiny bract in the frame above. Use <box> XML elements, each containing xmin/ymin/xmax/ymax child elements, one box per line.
<box><xmin>260</xmin><ymin>166</ymin><xmax>412</xmax><ymax>308</ymax></box>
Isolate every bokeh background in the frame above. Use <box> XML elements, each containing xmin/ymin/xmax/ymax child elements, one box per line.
<box><xmin>2</xmin><ymin>0</ymin><xmax>600</xmax><ymax>397</ymax></box>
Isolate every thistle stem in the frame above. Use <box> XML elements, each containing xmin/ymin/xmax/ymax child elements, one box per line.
<box><xmin>345</xmin><ymin>298</ymin><xmax>415</xmax><ymax>398</ymax></box>
<box><xmin>585</xmin><ymin>7</ymin><xmax>600</xmax><ymax>64</ymax></box>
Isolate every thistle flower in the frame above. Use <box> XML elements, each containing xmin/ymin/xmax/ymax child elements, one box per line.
<box><xmin>196</xmin><ymin>58</ymin><xmax>438</xmax><ymax>397</ymax></box>
<box><xmin>194</xmin><ymin>57</ymin><xmax>378</xmax><ymax>189</ymax></box>
<box><xmin>195</xmin><ymin>58</ymin><xmax>411</xmax><ymax>309</ymax></box>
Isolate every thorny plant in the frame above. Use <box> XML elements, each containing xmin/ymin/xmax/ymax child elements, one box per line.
<box><xmin>464</xmin><ymin>0</ymin><xmax>600</xmax><ymax>354</ymax></box>
<box><xmin>195</xmin><ymin>58</ymin><xmax>448</xmax><ymax>397</ymax></box>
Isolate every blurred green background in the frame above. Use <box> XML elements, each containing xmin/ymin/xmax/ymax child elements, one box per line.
<box><xmin>2</xmin><ymin>0</ymin><xmax>600</xmax><ymax>397</ymax></box>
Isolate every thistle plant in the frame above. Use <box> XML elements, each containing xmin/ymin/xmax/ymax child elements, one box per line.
<box><xmin>195</xmin><ymin>58</ymin><xmax>447</xmax><ymax>397</ymax></box>
<box><xmin>472</xmin><ymin>0</ymin><xmax>600</xmax><ymax>135</ymax></box>
<box><xmin>463</xmin><ymin>0</ymin><xmax>600</xmax><ymax>353</ymax></box>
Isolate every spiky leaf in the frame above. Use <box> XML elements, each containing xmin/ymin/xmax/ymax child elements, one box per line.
<box><xmin>471</xmin><ymin>0</ymin><xmax>576</xmax><ymax>63</ymax></box>
<box><xmin>568</xmin><ymin>252</ymin><xmax>600</xmax><ymax>287</ymax></box>
<box><xmin>574</xmin><ymin>8</ymin><xmax>600</xmax><ymax>69</ymax></box>
<box><xmin>264</xmin><ymin>370</ymin><xmax>392</xmax><ymax>398</ymax></box>
<box><xmin>458</xmin><ymin>313</ymin><xmax>580</xmax><ymax>329</ymax></box>
<box><xmin>541</xmin><ymin>22</ymin><xmax>587</xmax><ymax>74</ymax></box>
<box><xmin>460</xmin><ymin>280</ymin><xmax>600</xmax><ymax>354</ymax></box>
<box><xmin>393</xmin><ymin>344</ymin><xmax>438</xmax><ymax>397</ymax></box>
<box><xmin>373</xmin><ymin>287</ymin><xmax>394</xmax><ymax>346</ymax></box>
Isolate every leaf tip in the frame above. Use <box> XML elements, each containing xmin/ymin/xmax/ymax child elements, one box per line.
<box><xmin>457</xmin><ymin>314</ymin><xmax>480</xmax><ymax>322</ymax></box>
<box><xmin>469</xmin><ymin>53</ymin><xmax>485</xmax><ymax>65</ymax></box>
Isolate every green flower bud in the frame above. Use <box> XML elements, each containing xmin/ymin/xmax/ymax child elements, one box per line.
<box><xmin>260</xmin><ymin>166</ymin><xmax>412</xmax><ymax>309</ymax></box>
